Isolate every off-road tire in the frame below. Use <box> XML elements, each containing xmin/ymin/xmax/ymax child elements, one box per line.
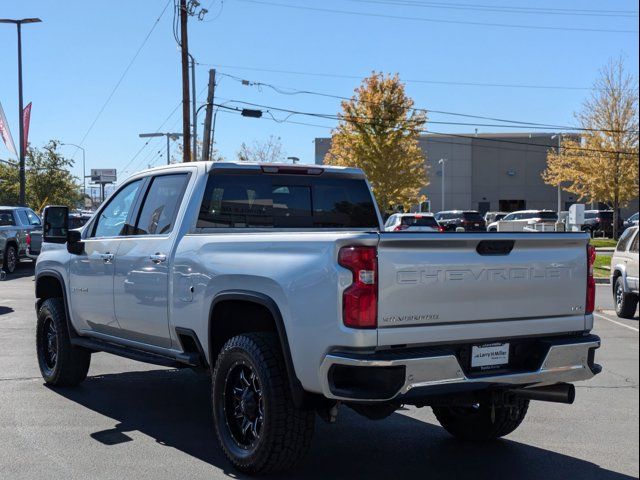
<box><xmin>212</xmin><ymin>332</ymin><xmax>315</xmax><ymax>474</ymax></box>
<box><xmin>3</xmin><ymin>244</ymin><xmax>18</xmax><ymax>274</ymax></box>
<box><xmin>36</xmin><ymin>298</ymin><xmax>91</xmax><ymax>386</ymax></box>
<box><xmin>614</xmin><ymin>276</ymin><xmax>638</xmax><ymax>319</ymax></box>
<box><xmin>433</xmin><ymin>397</ymin><xmax>529</xmax><ymax>441</ymax></box>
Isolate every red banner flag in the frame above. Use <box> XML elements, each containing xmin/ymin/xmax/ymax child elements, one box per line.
<box><xmin>23</xmin><ymin>102</ymin><xmax>32</xmax><ymax>152</ymax></box>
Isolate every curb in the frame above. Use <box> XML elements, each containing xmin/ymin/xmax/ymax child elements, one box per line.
<box><xmin>595</xmin><ymin>277</ymin><xmax>610</xmax><ymax>285</ymax></box>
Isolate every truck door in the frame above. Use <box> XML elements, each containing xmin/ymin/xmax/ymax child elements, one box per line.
<box><xmin>113</xmin><ymin>173</ymin><xmax>190</xmax><ymax>348</ymax></box>
<box><xmin>69</xmin><ymin>180</ymin><xmax>144</xmax><ymax>335</ymax></box>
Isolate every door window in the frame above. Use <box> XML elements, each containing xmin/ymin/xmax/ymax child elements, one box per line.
<box><xmin>630</xmin><ymin>232</ymin><xmax>639</xmax><ymax>253</ymax></box>
<box><xmin>16</xmin><ymin>210</ymin><xmax>29</xmax><ymax>225</ymax></box>
<box><xmin>0</xmin><ymin>210</ymin><xmax>16</xmax><ymax>226</ymax></box>
<box><xmin>92</xmin><ymin>180</ymin><xmax>142</xmax><ymax>238</ymax></box>
<box><xmin>616</xmin><ymin>228</ymin><xmax>636</xmax><ymax>252</ymax></box>
<box><xmin>135</xmin><ymin>174</ymin><xmax>189</xmax><ymax>235</ymax></box>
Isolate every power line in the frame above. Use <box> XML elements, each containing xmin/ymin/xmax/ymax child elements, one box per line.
<box><xmin>217</xmin><ymin>72</ymin><xmax>638</xmax><ymax>134</ymax></box>
<box><xmin>213</xmin><ymin>100</ymin><xmax>639</xmax><ymax>156</ymax></box>
<box><xmin>345</xmin><ymin>0</ymin><xmax>639</xmax><ymax>18</ymax></box>
<box><xmin>201</xmin><ymin>62</ymin><xmax>636</xmax><ymax>92</ymax></box>
<box><xmin>237</xmin><ymin>0</ymin><xmax>639</xmax><ymax>33</ymax></box>
<box><xmin>73</xmin><ymin>0</ymin><xmax>173</xmax><ymax>158</ymax></box>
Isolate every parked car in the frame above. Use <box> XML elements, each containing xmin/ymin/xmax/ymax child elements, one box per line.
<box><xmin>0</xmin><ymin>206</ymin><xmax>42</xmax><ymax>273</ymax></box>
<box><xmin>610</xmin><ymin>226</ymin><xmax>639</xmax><ymax>319</ymax></box>
<box><xmin>484</xmin><ymin>211</ymin><xmax>508</xmax><ymax>225</ymax></box>
<box><xmin>434</xmin><ymin>210</ymin><xmax>486</xmax><ymax>231</ymax></box>
<box><xmin>35</xmin><ymin>162</ymin><xmax>601</xmax><ymax>474</ymax></box>
<box><xmin>583</xmin><ymin>210</ymin><xmax>623</xmax><ymax>237</ymax></box>
<box><xmin>487</xmin><ymin>210</ymin><xmax>557</xmax><ymax>232</ymax></box>
<box><xmin>27</xmin><ymin>212</ymin><xmax>92</xmax><ymax>260</ymax></box>
<box><xmin>384</xmin><ymin>212</ymin><xmax>442</xmax><ymax>232</ymax></box>
<box><xmin>622</xmin><ymin>212</ymin><xmax>639</xmax><ymax>232</ymax></box>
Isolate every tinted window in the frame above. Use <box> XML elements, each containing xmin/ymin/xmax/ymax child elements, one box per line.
<box><xmin>135</xmin><ymin>174</ymin><xmax>189</xmax><ymax>235</ymax></box>
<box><xmin>630</xmin><ymin>232</ymin><xmax>639</xmax><ymax>253</ymax></box>
<box><xmin>584</xmin><ymin>212</ymin><xmax>596</xmax><ymax>219</ymax></box>
<box><xmin>495</xmin><ymin>213</ymin><xmax>506</xmax><ymax>221</ymax></box>
<box><xmin>538</xmin><ymin>211</ymin><xmax>558</xmax><ymax>220</ymax></box>
<box><xmin>93</xmin><ymin>180</ymin><xmax>142</xmax><ymax>238</ymax></box>
<box><xmin>16</xmin><ymin>210</ymin><xmax>29</xmax><ymax>225</ymax></box>
<box><xmin>26</xmin><ymin>209</ymin><xmax>41</xmax><ymax>225</ymax></box>
<box><xmin>616</xmin><ymin>227</ymin><xmax>636</xmax><ymax>252</ymax></box>
<box><xmin>401</xmin><ymin>216</ymin><xmax>438</xmax><ymax>227</ymax></box>
<box><xmin>0</xmin><ymin>210</ymin><xmax>16</xmax><ymax>226</ymax></box>
<box><xmin>462</xmin><ymin>212</ymin><xmax>483</xmax><ymax>221</ymax></box>
<box><xmin>197</xmin><ymin>173</ymin><xmax>378</xmax><ymax>229</ymax></box>
<box><xmin>599</xmin><ymin>211</ymin><xmax>613</xmax><ymax>219</ymax></box>
<box><xmin>69</xmin><ymin>216</ymin><xmax>90</xmax><ymax>230</ymax></box>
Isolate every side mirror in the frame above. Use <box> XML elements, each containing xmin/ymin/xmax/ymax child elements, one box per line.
<box><xmin>43</xmin><ymin>206</ymin><xmax>69</xmax><ymax>244</ymax></box>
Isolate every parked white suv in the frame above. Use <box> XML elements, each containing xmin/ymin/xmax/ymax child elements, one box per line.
<box><xmin>611</xmin><ymin>226</ymin><xmax>639</xmax><ymax>318</ymax></box>
<box><xmin>384</xmin><ymin>213</ymin><xmax>442</xmax><ymax>232</ymax></box>
<box><xmin>487</xmin><ymin>210</ymin><xmax>557</xmax><ymax>232</ymax></box>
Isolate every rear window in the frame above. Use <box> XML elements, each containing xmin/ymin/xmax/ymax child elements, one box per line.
<box><xmin>462</xmin><ymin>212</ymin><xmax>483</xmax><ymax>221</ymax></box>
<box><xmin>616</xmin><ymin>227</ymin><xmax>636</xmax><ymax>252</ymax></box>
<box><xmin>401</xmin><ymin>215</ymin><xmax>438</xmax><ymax>227</ymax></box>
<box><xmin>197</xmin><ymin>173</ymin><xmax>378</xmax><ymax>229</ymax></box>
<box><xmin>0</xmin><ymin>210</ymin><xmax>15</xmax><ymax>226</ymax></box>
<box><xmin>598</xmin><ymin>211</ymin><xmax>613</xmax><ymax>219</ymax></box>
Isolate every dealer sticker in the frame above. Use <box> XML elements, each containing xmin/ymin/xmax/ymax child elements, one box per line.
<box><xmin>471</xmin><ymin>342</ymin><xmax>510</xmax><ymax>369</ymax></box>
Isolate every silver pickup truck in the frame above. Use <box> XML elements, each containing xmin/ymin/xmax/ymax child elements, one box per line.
<box><xmin>35</xmin><ymin>162</ymin><xmax>601</xmax><ymax>474</ymax></box>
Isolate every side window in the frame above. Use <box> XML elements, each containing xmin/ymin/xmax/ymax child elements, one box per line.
<box><xmin>92</xmin><ymin>180</ymin><xmax>142</xmax><ymax>238</ymax></box>
<box><xmin>616</xmin><ymin>228</ymin><xmax>636</xmax><ymax>252</ymax></box>
<box><xmin>0</xmin><ymin>210</ymin><xmax>16</xmax><ymax>226</ymax></box>
<box><xmin>26</xmin><ymin>209</ymin><xmax>41</xmax><ymax>226</ymax></box>
<box><xmin>16</xmin><ymin>210</ymin><xmax>29</xmax><ymax>225</ymax></box>
<box><xmin>135</xmin><ymin>174</ymin><xmax>189</xmax><ymax>235</ymax></box>
<box><xmin>630</xmin><ymin>232</ymin><xmax>639</xmax><ymax>253</ymax></box>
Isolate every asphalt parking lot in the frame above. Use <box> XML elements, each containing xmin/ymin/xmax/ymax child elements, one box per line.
<box><xmin>0</xmin><ymin>262</ymin><xmax>638</xmax><ymax>480</ymax></box>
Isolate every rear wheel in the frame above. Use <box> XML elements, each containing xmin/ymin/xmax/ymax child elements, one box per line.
<box><xmin>3</xmin><ymin>244</ymin><xmax>18</xmax><ymax>273</ymax></box>
<box><xmin>212</xmin><ymin>333</ymin><xmax>315</xmax><ymax>474</ymax></box>
<box><xmin>36</xmin><ymin>298</ymin><xmax>91</xmax><ymax>386</ymax></box>
<box><xmin>614</xmin><ymin>276</ymin><xmax>638</xmax><ymax>319</ymax></box>
<box><xmin>433</xmin><ymin>397</ymin><xmax>529</xmax><ymax>441</ymax></box>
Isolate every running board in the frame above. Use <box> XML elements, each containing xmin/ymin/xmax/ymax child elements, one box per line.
<box><xmin>70</xmin><ymin>337</ymin><xmax>200</xmax><ymax>368</ymax></box>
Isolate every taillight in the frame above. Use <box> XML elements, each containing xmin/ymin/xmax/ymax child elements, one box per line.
<box><xmin>26</xmin><ymin>233</ymin><xmax>31</xmax><ymax>246</ymax></box>
<box><xmin>438</xmin><ymin>226</ymin><xmax>444</xmax><ymax>232</ymax></box>
<box><xmin>338</xmin><ymin>246</ymin><xmax>377</xmax><ymax>329</ymax></box>
<box><xmin>586</xmin><ymin>244</ymin><xmax>596</xmax><ymax>314</ymax></box>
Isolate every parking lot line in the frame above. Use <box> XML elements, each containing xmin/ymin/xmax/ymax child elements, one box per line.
<box><xmin>594</xmin><ymin>312</ymin><xmax>639</xmax><ymax>332</ymax></box>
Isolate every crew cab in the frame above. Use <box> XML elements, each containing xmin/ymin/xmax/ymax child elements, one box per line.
<box><xmin>35</xmin><ymin>162</ymin><xmax>601</xmax><ymax>474</ymax></box>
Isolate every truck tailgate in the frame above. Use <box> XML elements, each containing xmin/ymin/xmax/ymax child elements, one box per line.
<box><xmin>377</xmin><ymin>232</ymin><xmax>590</xmax><ymax>346</ymax></box>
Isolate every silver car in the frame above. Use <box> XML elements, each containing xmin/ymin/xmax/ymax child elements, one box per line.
<box><xmin>610</xmin><ymin>226</ymin><xmax>639</xmax><ymax>318</ymax></box>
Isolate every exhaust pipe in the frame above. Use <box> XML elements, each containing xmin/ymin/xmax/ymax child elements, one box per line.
<box><xmin>510</xmin><ymin>383</ymin><xmax>575</xmax><ymax>404</ymax></box>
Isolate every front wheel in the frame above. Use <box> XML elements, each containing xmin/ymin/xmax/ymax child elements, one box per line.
<box><xmin>614</xmin><ymin>276</ymin><xmax>638</xmax><ymax>319</ymax></box>
<box><xmin>212</xmin><ymin>333</ymin><xmax>315</xmax><ymax>474</ymax></box>
<box><xmin>36</xmin><ymin>298</ymin><xmax>91</xmax><ymax>386</ymax></box>
<box><xmin>433</xmin><ymin>397</ymin><xmax>529</xmax><ymax>441</ymax></box>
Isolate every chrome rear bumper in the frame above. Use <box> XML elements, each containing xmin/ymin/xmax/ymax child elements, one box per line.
<box><xmin>319</xmin><ymin>335</ymin><xmax>601</xmax><ymax>402</ymax></box>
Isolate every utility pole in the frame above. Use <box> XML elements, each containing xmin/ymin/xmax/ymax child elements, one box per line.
<box><xmin>202</xmin><ymin>69</ymin><xmax>216</xmax><ymax>162</ymax></box>
<box><xmin>189</xmin><ymin>54</ymin><xmax>197</xmax><ymax>160</ymax></box>
<box><xmin>139</xmin><ymin>132</ymin><xmax>183</xmax><ymax>165</ymax></box>
<box><xmin>438</xmin><ymin>158</ymin><xmax>447</xmax><ymax>211</ymax></box>
<box><xmin>179</xmin><ymin>0</ymin><xmax>191</xmax><ymax>162</ymax></box>
<box><xmin>1</xmin><ymin>18</ymin><xmax>42</xmax><ymax>206</ymax></box>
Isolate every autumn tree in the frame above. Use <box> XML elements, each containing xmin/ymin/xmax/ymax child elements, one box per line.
<box><xmin>324</xmin><ymin>72</ymin><xmax>427</xmax><ymax>213</ymax></box>
<box><xmin>543</xmin><ymin>58</ymin><xmax>639</xmax><ymax>237</ymax></box>
<box><xmin>0</xmin><ymin>140</ymin><xmax>81</xmax><ymax>210</ymax></box>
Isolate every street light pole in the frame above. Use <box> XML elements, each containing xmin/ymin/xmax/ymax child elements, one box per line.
<box><xmin>139</xmin><ymin>132</ymin><xmax>183</xmax><ymax>165</ymax></box>
<box><xmin>61</xmin><ymin>143</ymin><xmax>86</xmax><ymax>198</ymax></box>
<box><xmin>438</xmin><ymin>158</ymin><xmax>447</xmax><ymax>211</ymax></box>
<box><xmin>0</xmin><ymin>18</ymin><xmax>42</xmax><ymax>206</ymax></box>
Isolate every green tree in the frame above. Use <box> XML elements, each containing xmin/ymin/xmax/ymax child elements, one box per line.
<box><xmin>324</xmin><ymin>72</ymin><xmax>428</xmax><ymax>213</ymax></box>
<box><xmin>0</xmin><ymin>140</ymin><xmax>81</xmax><ymax>210</ymax></box>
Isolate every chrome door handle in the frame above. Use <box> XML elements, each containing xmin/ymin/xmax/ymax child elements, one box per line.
<box><xmin>99</xmin><ymin>252</ymin><xmax>114</xmax><ymax>263</ymax></box>
<box><xmin>149</xmin><ymin>253</ymin><xmax>167</xmax><ymax>264</ymax></box>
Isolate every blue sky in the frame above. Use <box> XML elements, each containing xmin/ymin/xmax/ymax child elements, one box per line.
<box><xmin>0</xmin><ymin>0</ymin><xmax>638</xmax><ymax>184</ymax></box>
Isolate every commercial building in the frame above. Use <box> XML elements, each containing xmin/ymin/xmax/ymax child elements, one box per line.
<box><xmin>315</xmin><ymin>132</ymin><xmax>639</xmax><ymax>216</ymax></box>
